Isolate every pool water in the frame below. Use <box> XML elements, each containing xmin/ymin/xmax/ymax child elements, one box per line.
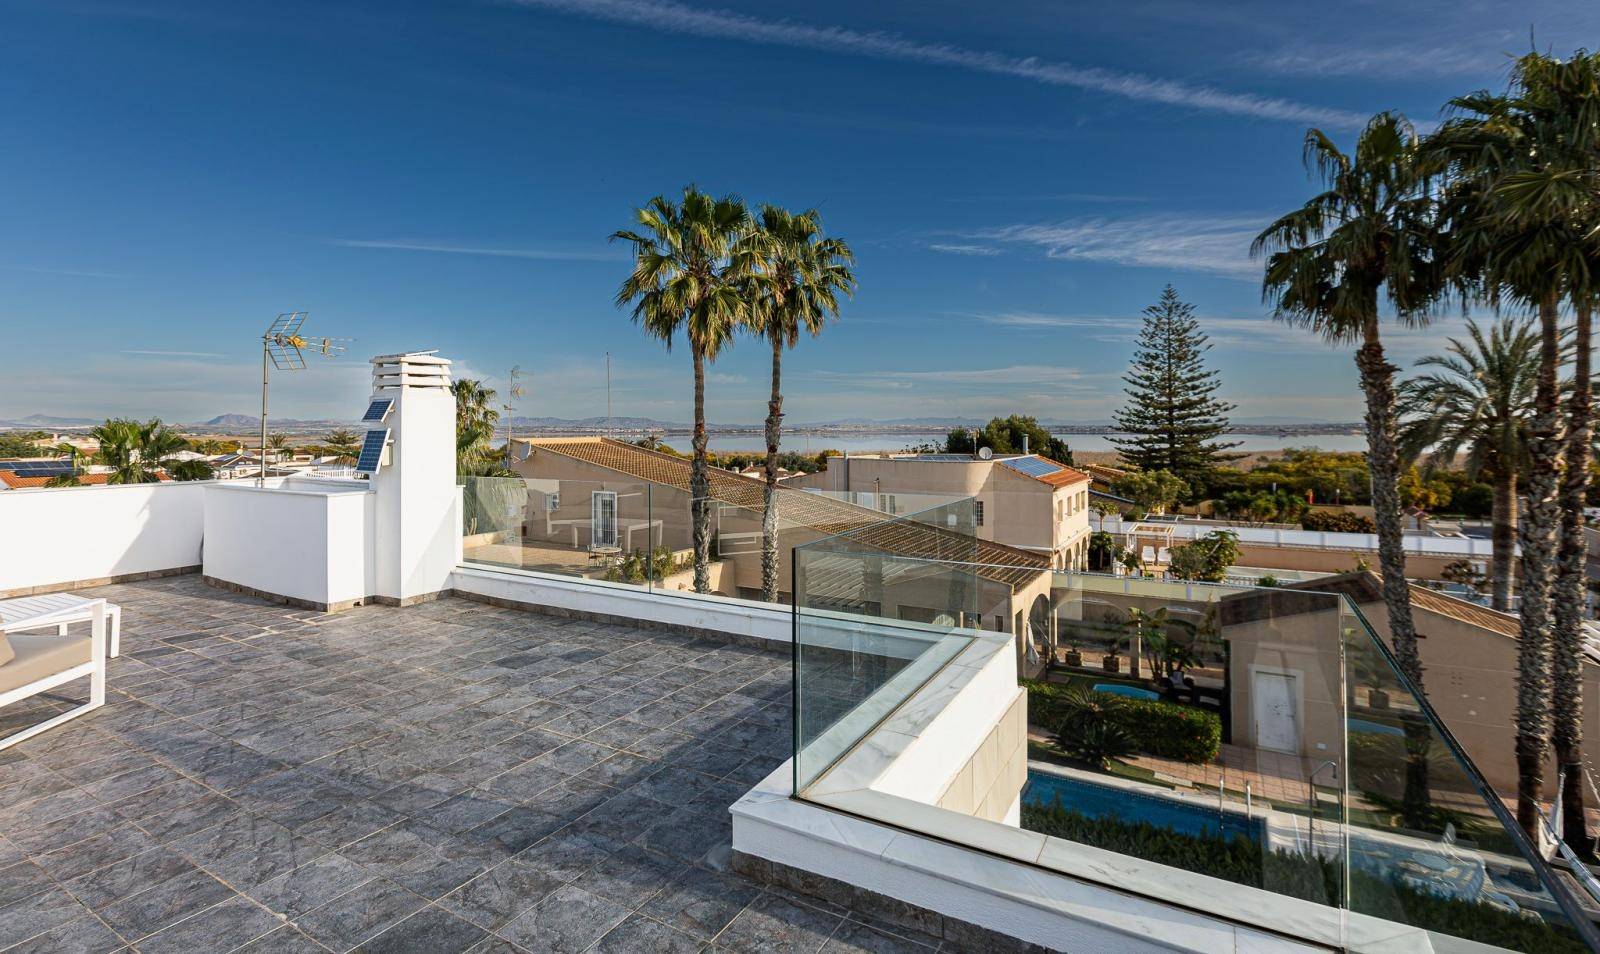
<box><xmin>1023</xmin><ymin>770</ymin><xmax>1264</xmax><ymax>843</ymax></box>
<box><xmin>1091</xmin><ymin>683</ymin><xmax>1161</xmax><ymax>701</ymax></box>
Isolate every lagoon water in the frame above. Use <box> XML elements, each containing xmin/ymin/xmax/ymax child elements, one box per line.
<box><xmin>700</xmin><ymin>432</ymin><xmax>1369</xmax><ymax>456</ymax></box>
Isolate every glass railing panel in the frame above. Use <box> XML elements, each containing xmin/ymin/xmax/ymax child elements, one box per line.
<box><xmin>1341</xmin><ymin>606</ymin><xmax>1592</xmax><ymax>953</ymax></box>
<box><xmin>459</xmin><ymin>475</ymin><xmax>653</xmax><ymax>588</ymax></box>
<box><xmin>640</xmin><ymin>487</ymin><xmax>976</xmax><ymax>605</ymax></box>
<box><xmin>1020</xmin><ymin>573</ymin><xmax>1347</xmax><ymax>909</ymax></box>
<box><xmin>793</xmin><ymin>546</ymin><xmax>980</xmax><ymax>792</ymax></box>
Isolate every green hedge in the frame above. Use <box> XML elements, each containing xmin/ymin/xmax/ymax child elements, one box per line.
<box><xmin>1024</xmin><ymin>680</ymin><xmax>1221</xmax><ymax>764</ymax></box>
<box><xmin>1022</xmin><ymin>801</ymin><xmax>1585</xmax><ymax>954</ymax></box>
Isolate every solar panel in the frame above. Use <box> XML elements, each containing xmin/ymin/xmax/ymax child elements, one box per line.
<box><xmin>355</xmin><ymin>429</ymin><xmax>390</xmax><ymax>475</ymax></box>
<box><xmin>1002</xmin><ymin>455</ymin><xmax>1063</xmax><ymax>478</ymax></box>
<box><xmin>910</xmin><ymin>454</ymin><xmax>978</xmax><ymax>462</ymax></box>
<box><xmin>0</xmin><ymin>461</ymin><xmax>73</xmax><ymax>477</ymax></box>
<box><xmin>361</xmin><ymin>398</ymin><xmax>393</xmax><ymax>423</ymax></box>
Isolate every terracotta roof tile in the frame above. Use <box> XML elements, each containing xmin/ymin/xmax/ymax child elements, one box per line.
<box><xmin>0</xmin><ymin>471</ymin><xmax>172</xmax><ymax>489</ymax></box>
<box><xmin>1233</xmin><ymin>569</ymin><xmax>1522</xmax><ymax>641</ymax></box>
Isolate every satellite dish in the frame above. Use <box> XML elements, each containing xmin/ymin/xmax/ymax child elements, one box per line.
<box><xmin>977</xmin><ymin>446</ymin><xmax>993</xmax><ymax>460</ymax></box>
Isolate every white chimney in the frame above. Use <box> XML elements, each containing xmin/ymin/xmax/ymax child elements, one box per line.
<box><xmin>370</xmin><ymin>352</ymin><xmax>461</xmax><ymax>604</ymax></box>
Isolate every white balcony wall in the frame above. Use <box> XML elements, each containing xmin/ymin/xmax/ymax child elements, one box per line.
<box><xmin>1102</xmin><ymin>515</ymin><xmax>1502</xmax><ymax>557</ymax></box>
<box><xmin>0</xmin><ymin>482</ymin><xmax>208</xmax><ymax>595</ymax></box>
<box><xmin>203</xmin><ymin>481</ymin><xmax>375</xmax><ymax>609</ymax></box>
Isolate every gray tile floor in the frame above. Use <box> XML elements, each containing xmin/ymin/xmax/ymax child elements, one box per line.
<box><xmin>0</xmin><ymin>578</ymin><xmax>952</xmax><ymax>953</ymax></box>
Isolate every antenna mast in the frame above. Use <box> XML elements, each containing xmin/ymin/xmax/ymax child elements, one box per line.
<box><xmin>502</xmin><ymin>366</ymin><xmax>525</xmax><ymax>461</ymax></box>
<box><xmin>258</xmin><ymin>312</ymin><xmax>346</xmax><ymax>485</ymax></box>
<box><xmin>605</xmin><ymin>352</ymin><xmax>612</xmax><ymax>437</ymax></box>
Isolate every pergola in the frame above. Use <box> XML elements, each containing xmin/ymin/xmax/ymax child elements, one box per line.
<box><xmin>1122</xmin><ymin>522</ymin><xmax>1177</xmax><ymax>572</ymax></box>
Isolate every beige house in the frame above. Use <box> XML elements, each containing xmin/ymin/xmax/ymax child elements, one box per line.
<box><xmin>493</xmin><ymin>438</ymin><xmax>1053</xmax><ymax>631</ymax></box>
<box><xmin>1220</xmin><ymin>571</ymin><xmax>1600</xmax><ymax>803</ymax></box>
<box><xmin>786</xmin><ymin>453</ymin><xmax>1092</xmax><ymax>571</ymax></box>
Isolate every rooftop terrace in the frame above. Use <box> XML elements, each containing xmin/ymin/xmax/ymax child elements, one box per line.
<box><xmin>0</xmin><ymin>577</ymin><xmax>944</xmax><ymax>953</ymax></box>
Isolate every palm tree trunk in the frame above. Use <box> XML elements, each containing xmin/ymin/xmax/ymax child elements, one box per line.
<box><xmin>1554</xmin><ymin>298</ymin><xmax>1592</xmax><ymax>852</ymax></box>
<box><xmin>761</xmin><ymin>334</ymin><xmax>783</xmax><ymax>603</ymax></box>
<box><xmin>1515</xmin><ymin>290</ymin><xmax>1566</xmax><ymax>835</ymax></box>
<box><xmin>1356</xmin><ymin>319</ymin><xmax>1422</xmax><ymax>679</ymax></box>
<box><xmin>690</xmin><ymin>346</ymin><xmax>712</xmax><ymax>595</ymax></box>
<box><xmin>1355</xmin><ymin>316</ymin><xmax>1431</xmax><ymax>824</ymax></box>
<box><xmin>1490</xmin><ymin>469</ymin><xmax>1517</xmax><ymax>613</ymax></box>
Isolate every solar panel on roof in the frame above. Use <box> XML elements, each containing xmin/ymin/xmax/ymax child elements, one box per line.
<box><xmin>1</xmin><ymin>461</ymin><xmax>73</xmax><ymax>477</ymax></box>
<box><xmin>361</xmin><ymin>398</ymin><xmax>393</xmax><ymax>423</ymax></box>
<box><xmin>1003</xmin><ymin>455</ymin><xmax>1063</xmax><ymax>478</ymax></box>
<box><xmin>355</xmin><ymin>429</ymin><xmax>390</xmax><ymax>475</ymax></box>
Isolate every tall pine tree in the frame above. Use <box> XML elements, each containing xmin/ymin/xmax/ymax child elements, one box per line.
<box><xmin>1111</xmin><ymin>286</ymin><xmax>1239</xmax><ymax>490</ymax></box>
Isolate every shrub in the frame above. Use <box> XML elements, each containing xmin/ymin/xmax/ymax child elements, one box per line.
<box><xmin>1166</xmin><ymin>530</ymin><xmax>1240</xmax><ymax>582</ymax></box>
<box><xmin>1023</xmin><ymin>799</ymin><xmax>1336</xmax><ymax>904</ymax></box>
<box><xmin>1020</xmin><ymin>801</ymin><xmax>1588</xmax><ymax>951</ymax></box>
<box><xmin>1302</xmin><ymin>510</ymin><xmax>1377</xmax><ymax>533</ymax></box>
<box><xmin>1024</xmin><ymin>681</ymin><xmax>1222</xmax><ymax>764</ymax></box>
<box><xmin>1056</xmin><ymin>720</ymin><xmax>1136</xmax><ymax>769</ymax></box>
<box><xmin>1116</xmin><ymin>696</ymin><xmax>1222</xmax><ymax>763</ymax></box>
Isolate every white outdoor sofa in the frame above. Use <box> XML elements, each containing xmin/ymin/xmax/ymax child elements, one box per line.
<box><xmin>0</xmin><ymin>594</ymin><xmax>121</xmax><ymax>657</ymax></box>
<box><xmin>0</xmin><ymin>597</ymin><xmax>111</xmax><ymax>750</ymax></box>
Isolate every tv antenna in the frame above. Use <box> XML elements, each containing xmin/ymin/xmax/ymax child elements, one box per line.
<box><xmin>259</xmin><ymin>312</ymin><xmax>347</xmax><ymax>484</ymax></box>
<box><xmin>501</xmin><ymin>366</ymin><xmax>525</xmax><ymax>460</ymax></box>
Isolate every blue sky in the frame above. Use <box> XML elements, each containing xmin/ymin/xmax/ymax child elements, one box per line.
<box><xmin>2</xmin><ymin>0</ymin><xmax>1594</xmax><ymax>425</ymax></box>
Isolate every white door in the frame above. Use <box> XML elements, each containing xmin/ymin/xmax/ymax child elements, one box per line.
<box><xmin>591</xmin><ymin>491</ymin><xmax>618</xmax><ymax>548</ymax></box>
<box><xmin>1253</xmin><ymin>671</ymin><xmax>1300</xmax><ymax>754</ymax></box>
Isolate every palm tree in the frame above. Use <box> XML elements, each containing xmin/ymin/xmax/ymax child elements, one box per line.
<box><xmin>1254</xmin><ymin>113</ymin><xmax>1440</xmax><ymax>826</ymax></box>
<box><xmin>1253</xmin><ymin>113</ymin><xmax>1438</xmax><ymax>687</ymax></box>
<box><xmin>325</xmin><ymin>428</ymin><xmax>360</xmax><ymax>459</ymax></box>
<box><xmin>90</xmin><ymin>418</ymin><xmax>187</xmax><ymax>483</ymax></box>
<box><xmin>1429</xmin><ymin>50</ymin><xmax>1600</xmax><ymax>834</ymax></box>
<box><xmin>1398</xmin><ymin>318</ymin><xmax>1538</xmax><ymax>612</ymax></box>
<box><xmin>612</xmin><ymin>186</ymin><xmax>755</xmax><ymax>594</ymax></box>
<box><xmin>451</xmin><ymin>379</ymin><xmax>509</xmax><ymax>476</ymax></box>
<box><xmin>42</xmin><ymin>442</ymin><xmax>84</xmax><ymax>487</ymax></box>
<box><xmin>746</xmin><ymin>205</ymin><xmax>856</xmax><ymax>602</ymax></box>
<box><xmin>266</xmin><ymin>433</ymin><xmax>291</xmax><ymax>460</ymax></box>
<box><xmin>170</xmin><ymin>459</ymin><xmax>215</xmax><ymax>481</ymax></box>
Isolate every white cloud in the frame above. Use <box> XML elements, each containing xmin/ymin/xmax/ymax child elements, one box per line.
<box><xmin>972</xmin><ymin>214</ymin><xmax>1266</xmax><ymax>280</ymax></box>
<box><xmin>927</xmin><ymin>243</ymin><xmax>1002</xmax><ymax>257</ymax></box>
<box><xmin>328</xmin><ymin>239</ymin><xmax>622</xmax><ymax>262</ymax></box>
<box><xmin>508</xmin><ymin>0</ymin><xmax>1370</xmax><ymax>129</ymax></box>
<box><xmin>1244</xmin><ymin>44</ymin><xmax>1497</xmax><ymax>80</ymax></box>
<box><xmin>975</xmin><ymin>308</ymin><xmax>1473</xmax><ymax>359</ymax></box>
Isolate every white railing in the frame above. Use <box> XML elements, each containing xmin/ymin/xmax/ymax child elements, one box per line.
<box><xmin>1103</xmin><ymin>516</ymin><xmax>1502</xmax><ymax>559</ymax></box>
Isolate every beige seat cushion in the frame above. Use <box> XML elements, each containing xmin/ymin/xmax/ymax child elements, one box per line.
<box><xmin>0</xmin><ymin>633</ymin><xmax>12</xmax><ymax>667</ymax></box>
<box><xmin>0</xmin><ymin>633</ymin><xmax>91</xmax><ymax>695</ymax></box>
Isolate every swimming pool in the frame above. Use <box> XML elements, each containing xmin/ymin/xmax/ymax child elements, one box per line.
<box><xmin>1023</xmin><ymin>770</ymin><xmax>1264</xmax><ymax>843</ymax></box>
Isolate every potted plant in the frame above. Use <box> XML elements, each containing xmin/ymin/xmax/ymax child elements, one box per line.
<box><xmin>1351</xmin><ymin>647</ymin><xmax>1391</xmax><ymax>710</ymax></box>
<box><xmin>1064</xmin><ymin>633</ymin><xmax>1084</xmax><ymax>669</ymax></box>
<box><xmin>1102</xmin><ymin>634</ymin><xmax>1125</xmax><ymax>673</ymax></box>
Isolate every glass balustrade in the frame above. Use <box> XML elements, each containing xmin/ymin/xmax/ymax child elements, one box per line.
<box><xmin>790</xmin><ymin>505</ymin><xmax>1599</xmax><ymax>953</ymax></box>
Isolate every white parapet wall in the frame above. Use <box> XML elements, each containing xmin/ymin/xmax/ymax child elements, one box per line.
<box><xmin>450</xmin><ymin>563</ymin><xmax>793</xmax><ymax>644</ymax></box>
<box><xmin>202</xmin><ymin>479</ymin><xmax>376</xmax><ymax>610</ymax></box>
<box><xmin>0</xmin><ymin>481</ymin><xmax>209</xmax><ymax>596</ymax></box>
